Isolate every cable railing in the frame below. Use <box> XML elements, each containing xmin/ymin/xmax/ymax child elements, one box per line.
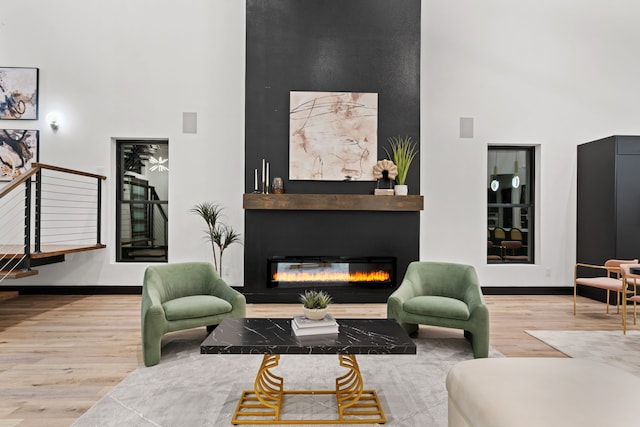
<box><xmin>0</xmin><ymin>163</ymin><xmax>106</xmax><ymax>282</ymax></box>
<box><xmin>117</xmin><ymin>182</ymin><xmax>168</xmax><ymax>262</ymax></box>
<box><xmin>0</xmin><ymin>183</ymin><xmax>28</xmax><ymax>276</ymax></box>
<box><xmin>150</xmin><ymin>187</ymin><xmax>168</xmax><ymax>247</ymax></box>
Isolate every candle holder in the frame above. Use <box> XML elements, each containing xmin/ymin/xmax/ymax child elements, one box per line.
<box><xmin>253</xmin><ymin>168</ymin><xmax>261</xmax><ymax>193</ymax></box>
<box><xmin>261</xmin><ymin>159</ymin><xmax>266</xmax><ymax>194</ymax></box>
<box><xmin>262</xmin><ymin>160</ymin><xmax>270</xmax><ymax>194</ymax></box>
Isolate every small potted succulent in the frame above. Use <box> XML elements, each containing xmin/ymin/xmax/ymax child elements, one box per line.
<box><xmin>299</xmin><ymin>289</ymin><xmax>333</xmax><ymax>320</ymax></box>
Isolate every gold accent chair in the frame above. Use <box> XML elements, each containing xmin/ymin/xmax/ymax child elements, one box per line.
<box><xmin>573</xmin><ymin>259</ymin><xmax>638</xmax><ymax>318</ymax></box>
<box><xmin>621</xmin><ymin>263</ymin><xmax>640</xmax><ymax>333</ymax></box>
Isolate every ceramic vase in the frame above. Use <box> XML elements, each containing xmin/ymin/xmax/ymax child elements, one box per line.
<box><xmin>394</xmin><ymin>184</ymin><xmax>408</xmax><ymax>196</ymax></box>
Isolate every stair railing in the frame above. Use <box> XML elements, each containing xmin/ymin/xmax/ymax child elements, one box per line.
<box><xmin>149</xmin><ymin>186</ymin><xmax>168</xmax><ymax>248</ymax></box>
<box><xmin>0</xmin><ymin>163</ymin><xmax>106</xmax><ymax>281</ymax></box>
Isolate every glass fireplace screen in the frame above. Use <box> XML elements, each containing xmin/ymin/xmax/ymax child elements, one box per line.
<box><xmin>267</xmin><ymin>256</ymin><xmax>396</xmax><ymax>288</ymax></box>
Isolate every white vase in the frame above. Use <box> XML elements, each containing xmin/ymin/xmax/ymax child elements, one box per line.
<box><xmin>394</xmin><ymin>184</ymin><xmax>408</xmax><ymax>196</ymax></box>
<box><xmin>303</xmin><ymin>307</ymin><xmax>328</xmax><ymax>320</ymax></box>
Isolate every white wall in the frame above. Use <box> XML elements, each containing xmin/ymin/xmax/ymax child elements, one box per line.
<box><xmin>423</xmin><ymin>0</ymin><xmax>640</xmax><ymax>287</ymax></box>
<box><xmin>1</xmin><ymin>0</ymin><xmax>246</xmax><ymax>286</ymax></box>
<box><xmin>2</xmin><ymin>0</ymin><xmax>640</xmax><ymax>289</ymax></box>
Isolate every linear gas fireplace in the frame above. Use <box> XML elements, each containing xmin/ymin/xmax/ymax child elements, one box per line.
<box><xmin>267</xmin><ymin>256</ymin><xmax>396</xmax><ymax>289</ymax></box>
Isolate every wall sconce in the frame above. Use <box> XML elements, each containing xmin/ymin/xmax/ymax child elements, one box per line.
<box><xmin>46</xmin><ymin>112</ymin><xmax>62</xmax><ymax>130</ymax></box>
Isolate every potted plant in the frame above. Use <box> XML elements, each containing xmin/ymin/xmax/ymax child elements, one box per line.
<box><xmin>299</xmin><ymin>289</ymin><xmax>333</xmax><ymax>320</ymax></box>
<box><xmin>191</xmin><ymin>201</ymin><xmax>242</xmax><ymax>276</ymax></box>
<box><xmin>384</xmin><ymin>135</ymin><xmax>418</xmax><ymax>196</ymax></box>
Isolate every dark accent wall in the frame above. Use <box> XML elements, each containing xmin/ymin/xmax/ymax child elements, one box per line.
<box><xmin>576</xmin><ymin>135</ymin><xmax>640</xmax><ymax>303</ymax></box>
<box><xmin>244</xmin><ymin>0</ymin><xmax>421</xmax><ymax>302</ymax></box>
<box><xmin>245</xmin><ymin>210</ymin><xmax>419</xmax><ymax>302</ymax></box>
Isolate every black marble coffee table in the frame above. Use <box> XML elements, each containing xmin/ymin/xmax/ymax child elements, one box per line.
<box><xmin>201</xmin><ymin>317</ymin><xmax>416</xmax><ymax>424</ymax></box>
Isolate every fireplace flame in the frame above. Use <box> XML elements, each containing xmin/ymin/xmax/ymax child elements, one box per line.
<box><xmin>272</xmin><ymin>270</ymin><xmax>391</xmax><ymax>283</ymax></box>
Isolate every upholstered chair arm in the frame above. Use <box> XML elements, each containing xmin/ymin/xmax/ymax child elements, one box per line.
<box><xmin>462</xmin><ymin>278</ymin><xmax>490</xmax><ymax>358</ymax></box>
<box><xmin>141</xmin><ymin>285</ymin><xmax>168</xmax><ymax>366</ymax></box>
<box><xmin>209</xmin><ymin>274</ymin><xmax>234</xmax><ymax>298</ymax></box>
<box><xmin>391</xmin><ymin>276</ymin><xmax>419</xmax><ymax>303</ymax></box>
<box><xmin>142</xmin><ymin>287</ymin><xmax>166</xmax><ymax>328</ymax></box>
<box><xmin>458</xmin><ymin>265</ymin><xmax>482</xmax><ymax>309</ymax></box>
<box><xmin>210</xmin><ymin>277</ymin><xmax>246</xmax><ymax>317</ymax></box>
<box><xmin>463</xmin><ymin>284</ymin><xmax>485</xmax><ymax>313</ymax></box>
<box><xmin>387</xmin><ymin>276</ymin><xmax>419</xmax><ymax>321</ymax></box>
<box><xmin>141</xmin><ymin>272</ymin><xmax>167</xmax><ymax>325</ymax></box>
<box><xmin>468</xmin><ymin>295</ymin><xmax>489</xmax><ymax>328</ymax></box>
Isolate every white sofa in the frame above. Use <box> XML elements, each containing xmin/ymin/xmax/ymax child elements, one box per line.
<box><xmin>446</xmin><ymin>358</ymin><xmax>640</xmax><ymax>427</ymax></box>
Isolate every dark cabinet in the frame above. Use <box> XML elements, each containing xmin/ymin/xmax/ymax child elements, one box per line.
<box><xmin>576</xmin><ymin>135</ymin><xmax>640</xmax><ymax>302</ymax></box>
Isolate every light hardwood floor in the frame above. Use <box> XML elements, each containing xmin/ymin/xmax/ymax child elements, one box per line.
<box><xmin>0</xmin><ymin>293</ymin><xmax>629</xmax><ymax>427</ymax></box>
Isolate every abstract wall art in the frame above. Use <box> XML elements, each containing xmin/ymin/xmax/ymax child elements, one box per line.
<box><xmin>0</xmin><ymin>67</ymin><xmax>39</xmax><ymax>120</ymax></box>
<box><xmin>0</xmin><ymin>129</ymin><xmax>39</xmax><ymax>181</ymax></box>
<box><xmin>289</xmin><ymin>91</ymin><xmax>378</xmax><ymax>181</ymax></box>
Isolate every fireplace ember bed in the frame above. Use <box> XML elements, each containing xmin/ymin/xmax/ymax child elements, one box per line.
<box><xmin>267</xmin><ymin>256</ymin><xmax>396</xmax><ymax>289</ymax></box>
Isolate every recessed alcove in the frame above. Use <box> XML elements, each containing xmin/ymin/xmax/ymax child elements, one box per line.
<box><xmin>243</xmin><ymin>202</ymin><xmax>420</xmax><ymax>302</ymax></box>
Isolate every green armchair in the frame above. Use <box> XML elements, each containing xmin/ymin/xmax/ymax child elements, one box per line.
<box><xmin>141</xmin><ymin>262</ymin><xmax>246</xmax><ymax>366</ymax></box>
<box><xmin>387</xmin><ymin>261</ymin><xmax>490</xmax><ymax>358</ymax></box>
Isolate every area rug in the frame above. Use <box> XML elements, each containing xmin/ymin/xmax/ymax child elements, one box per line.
<box><xmin>526</xmin><ymin>330</ymin><xmax>640</xmax><ymax>377</ymax></box>
<box><xmin>72</xmin><ymin>333</ymin><xmax>502</xmax><ymax>427</ymax></box>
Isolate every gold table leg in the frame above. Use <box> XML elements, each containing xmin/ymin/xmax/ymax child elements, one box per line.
<box><xmin>231</xmin><ymin>354</ymin><xmax>386</xmax><ymax>425</ymax></box>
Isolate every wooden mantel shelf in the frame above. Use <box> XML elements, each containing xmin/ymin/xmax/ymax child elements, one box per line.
<box><xmin>243</xmin><ymin>193</ymin><xmax>423</xmax><ymax>211</ymax></box>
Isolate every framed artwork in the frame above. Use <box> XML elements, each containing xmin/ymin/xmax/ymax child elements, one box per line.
<box><xmin>0</xmin><ymin>67</ymin><xmax>39</xmax><ymax>120</ymax></box>
<box><xmin>289</xmin><ymin>91</ymin><xmax>378</xmax><ymax>181</ymax></box>
<box><xmin>0</xmin><ymin>129</ymin><xmax>39</xmax><ymax>181</ymax></box>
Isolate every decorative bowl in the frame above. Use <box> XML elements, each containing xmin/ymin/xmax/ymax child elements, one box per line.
<box><xmin>303</xmin><ymin>307</ymin><xmax>328</xmax><ymax>320</ymax></box>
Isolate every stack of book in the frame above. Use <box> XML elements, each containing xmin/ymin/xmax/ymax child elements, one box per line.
<box><xmin>291</xmin><ymin>313</ymin><xmax>339</xmax><ymax>336</ymax></box>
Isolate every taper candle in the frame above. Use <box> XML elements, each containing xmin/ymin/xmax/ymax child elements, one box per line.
<box><xmin>254</xmin><ymin>169</ymin><xmax>258</xmax><ymax>191</ymax></box>
<box><xmin>262</xmin><ymin>159</ymin><xmax>266</xmax><ymax>193</ymax></box>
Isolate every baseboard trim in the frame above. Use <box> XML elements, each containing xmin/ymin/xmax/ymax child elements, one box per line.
<box><xmin>482</xmin><ymin>286</ymin><xmax>572</xmax><ymax>295</ymax></box>
<box><xmin>2</xmin><ymin>286</ymin><xmax>143</xmax><ymax>295</ymax></box>
<box><xmin>1</xmin><ymin>285</ymin><xmax>572</xmax><ymax>297</ymax></box>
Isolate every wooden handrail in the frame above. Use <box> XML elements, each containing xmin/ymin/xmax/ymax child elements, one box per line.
<box><xmin>0</xmin><ymin>163</ymin><xmax>106</xmax><ymax>199</ymax></box>
<box><xmin>0</xmin><ymin>167</ymin><xmax>39</xmax><ymax>198</ymax></box>
<box><xmin>33</xmin><ymin>163</ymin><xmax>107</xmax><ymax>180</ymax></box>
<box><xmin>1</xmin><ymin>162</ymin><xmax>107</xmax><ymax>279</ymax></box>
